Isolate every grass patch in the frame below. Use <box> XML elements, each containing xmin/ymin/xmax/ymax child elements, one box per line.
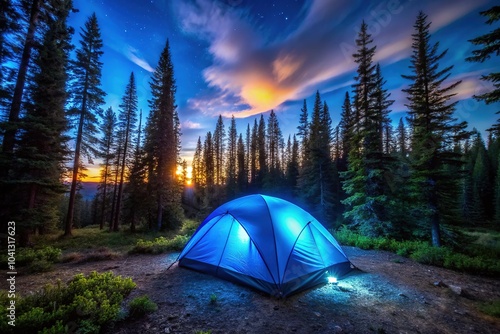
<box><xmin>479</xmin><ymin>300</ymin><xmax>500</xmax><ymax>318</ymax></box>
<box><xmin>31</xmin><ymin>225</ymin><xmax>171</xmax><ymax>253</ymax></box>
<box><xmin>334</xmin><ymin>226</ymin><xmax>500</xmax><ymax>276</ymax></box>
<box><xmin>61</xmin><ymin>247</ymin><xmax>121</xmax><ymax>264</ymax></box>
<box><xmin>129</xmin><ymin>235</ymin><xmax>189</xmax><ymax>254</ymax></box>
<box><xmin>0</xmin><ymin>271</ymin><xmax>136</xmax><ymax>334</ymax></box>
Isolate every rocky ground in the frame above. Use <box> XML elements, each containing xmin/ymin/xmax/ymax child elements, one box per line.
<box><xmin>16</xmin><ymin>247</ymin><xmax>500</xmax><ymax>333</ymax></box>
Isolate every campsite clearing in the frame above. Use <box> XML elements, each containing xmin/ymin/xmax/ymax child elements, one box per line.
<box><xmin>16</xmin><ymin>246</ymin><xmax>500</xmax><ymax>333</ymax></box>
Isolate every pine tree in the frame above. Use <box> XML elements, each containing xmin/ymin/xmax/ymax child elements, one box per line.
<box><xmin>213</xmin><ymin>115</ymin><xmax>225</xmax><ymax>185</ymax></box>
<box><xmin>257</xmin><ymin>114</ymin><xmax>267</xmax><ymax>188</ymax></box>
<box><xmin>298</xmin><ymin>92</ymin><xmax>336</xmax><ymax>222</ymax></box>
<box><xmin>202</xmin><ymin>131</ymin><xmax>214</xmax><ymax>211</ymax></box>
<box><xmin>402</xmin><ymin>12</ymin><xmax>468</xmax><ymax>246</ymax></box>
<box><xmin>0</xmin><ymin>0</ymin><xmax>20</xmax><ymax>109</ymax></box>
<box><xmin>226</xmin><ymin>115</ymin><xmax>237</xmax><ymax>198</ymax></box>
<box><xmin>236</xmin><ymin>133</ymin><xmax>247</xmax><ymax>194</ymax></box>
<box><xmin>339</xmin><ymin>92</ymin><xmax>354</xmax><ymax>164</ymax></box>
<box><xmin>65</xmin><ymin>13</ymin><xmax>105</xmax><ymax>236</ymax></box>
<box><xmin>123</xmin><ymin>109</ymin><xmax>145</xmax><ymax>232</ymax></box>
<box><xmin>1</xmin><ymin>0</ymin><xmax>43</xmax><ymax>166</ymax></box>
<box><xmin>466</xmin><ymin>6</ymin><xmax>500</xmax><ymax>132</ymax></box>
<box><xmin>9</xmin><ymin>0</ymin><xmax>73</xmax><ymax>243</ymax></box>
<box><xmin>112</xmin><ymin>72</ymin><xmax>138</xmax><ymax>231</ymax></box>
<box><xmin>144</xmin><ymin>39</ymin><xmax>182</xmax><ymax>230</ymax></box>
<box><xmin>250</xmin><ymin>119</ymin><xmax>258</xmax><ymax>187</ymax></box>
<box><xmin>97</xmin><ymin>107</ymin><xmax>116</xmax><ymax>229</ymax></box>
<box><xmin>285</xmin><ymin>135</ymin><xmax>300</xmax><ymax>193</ymax></box>
<box><xmin>397</xmin><ymin>118</ymin><xmax>407</xmax><ymax>156</ymax></box>
<box><xmin>342</xmin><ymin>22</ymin><xmax>395</xmax><ymax>236</ymax></box>
<box><xmin>192</xmin><ymin>136</ymin><xmax>203</xmax><ymax>188</ymax></box>
<box><xmin>266</xmin><ymin>110</ymin><xmax>283</xmax><ymax>189</ymax></box>
<box><xmin>297</xmin><ymin>99</ymin><xmax>309</xmax><ymax>166</ymax></box>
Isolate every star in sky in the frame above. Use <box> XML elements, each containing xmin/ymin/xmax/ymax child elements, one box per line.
<box><xmin>70</xmin><ymin>0</ymin><xmax>498</xmax><ymax>178</ymax></box>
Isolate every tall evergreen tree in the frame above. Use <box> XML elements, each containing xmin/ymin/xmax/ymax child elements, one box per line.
<box><xmin>402</xmin><ymin>12</ymin><xmax>468</xmax><ymax>246</ymax></box>
<box><xmin>123</xmin><ymin>108</ymin><xmax>145</xmax><ymax>232</ymax></box>
<box><xmin>339</xmin><ymin>91</ymin><xmax>354</xmax><ymax>163</ymax></box>
<box><xmin>298</xmin><ymin>92</ymin><xmax>336</xmax><ymax>222</ymax></box>
<box><xmin>1</xmin><ymin>0</ymin><xmax>42</xmax><ymax>166</ymax></box>
<box><xmin>213</xmin><ymin>115</ymin><xmax>225</xmax><ymax>185</ymax></box>
<box><xmin>9</xmin><ymin>0</ymin><xmax>73</xmax><ymax>243</ymax></box>
<box><xmin>396</xmin><ymin>118</ymin><xmax>407</xmax><ymax>156</ymax></box>
<box><xmin>226</xmin><ymin>115</ymin><xmax>237</xmax><ymax>198</ymax></box>
<box><xmin>192</xmin><ymin>136</ymin><xmax>203</xmax><ymax>188</ymax></box>
<box><xmin>112</xmin><ymin>72</ymin><xmax>138</xmax><ymax>231</ymax></box>
<box><xmin>257</xmin><ymin>114</ymin><xmax>267</xmax><ymax>188</ymax></box>
<box><xmin>97</xmin><ymin>107</ymin><xmax>116</xmax><ymax>230</ymax></box>
<box><xmin>144</xmin><ymin>40</ymin><xmax>182</xmax><ymax>230</ymax></box>
<box><xmin>236</xmin><ymin>133</ymin><xmax>247</xmax><ymax>194</ymax></box>
<box><xmin>0</xmin><ymin>0</ymin><xmax>20</xmax><ymax>110</ymax></box>
<box><xmin>297</xmin><ymin>99</ymin><xmax>309</xmax><ymax>166</ymax></box>
<box><xmin>342</xmin><ymin>22</ymin><xmax>395</xmax><ymax>236</ymax></box>
<box><xmin>250</xmin><ymin>119</ymin><xmax>258</xmax><ymax>186</ymax></box>
<box><xmin>285</xmin><ymin>135</ymin><xmax>300</xmax><ymax>192</ymax></box>
<box><xmin>65</xmin><ymin>13</ymin><xmax>105</xmax><ymax>236</ymax></box>
<box><xmin>266</xmin><ymin>110</ymin><xmax>283</xmax><ymax>188</ymax></box>
<box><xmin>202</xmin><ymin>131</ymin><xmax>214</xmax><ymax>210</ymax></box>
<box><xmin>466</xmin><ymin>6</ymin><xmax>500</xmax><ymax>132</ymax></box>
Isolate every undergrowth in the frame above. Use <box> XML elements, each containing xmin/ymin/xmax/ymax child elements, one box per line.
<box><xmin>0</xmin><ymin>246</ymin><xmax>61</xmax><ymax>273</ymax></box>
<box><xmin>334</xmin><ymin>226</ymin><xmax>500</xmax><ymax>276</ymax></box>
<box><xmin>128</xmin><ymin>295</ymin><xmax>158</xmax><ymax>318</ymax></box>
<box><xmin>0</xmin><ymin>271</ymin><xmax>136</xmax><ymax>334</ymax></box>
<box><xmin>129</xmin><ymin>235</ymin><xmax>189</xmax><ymax>254</ymax></box>
<box><xmin>479</xmin><ymin>300</ymin><xmax>500</xmax><ymax>318</ymax></box>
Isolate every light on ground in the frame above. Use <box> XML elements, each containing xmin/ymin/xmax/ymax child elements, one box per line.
<box><xmin>328</xmin><ymin>276</ymin><xmax>337</xmax><ymax>284</ymax></box>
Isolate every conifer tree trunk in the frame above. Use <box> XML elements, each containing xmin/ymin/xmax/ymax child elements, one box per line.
<box><xmin>2</xmin><ymin>0</ymin><xmax>41</xmax><ymax>167</ymax></box>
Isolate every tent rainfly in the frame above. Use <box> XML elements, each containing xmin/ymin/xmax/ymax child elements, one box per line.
<box><xmin>178</xmin><ymin>194</ymin><xmax>352</xmax><ymax>297</ymax></box>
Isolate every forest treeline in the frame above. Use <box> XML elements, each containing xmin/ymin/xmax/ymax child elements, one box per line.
<box><xmin>0</xmin><ymin>1</ymin><xmax>498</xmax><ymax>247</ymax></box>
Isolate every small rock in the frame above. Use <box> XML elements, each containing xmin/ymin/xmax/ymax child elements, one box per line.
<box><xmin>314</xmin><ymin>311</ymin><xmax>321</xmax><ymax>317</ymax></box>
<box><xmin>164</xmin><ymin>328</ymin><xmax>171</xmax><ymax>333</ymax></box>
<box><xmin>433</xmin><ymin>281</ymin><xmax>447</xmax><ymax>287</ymax></box>
<box><xmin>273</xmin><ymin>305</ymin><xmax>279</xmax><ymax>310</ymax></box>
<box><xmin>398</xmin><ymin>292</ymin><xmax>408</xmax><ymax>298</ymax></box>
<box><xmin>448</xmin><ymin>284</ymin><xmax>463</xmax><ymax>296</ymax></box>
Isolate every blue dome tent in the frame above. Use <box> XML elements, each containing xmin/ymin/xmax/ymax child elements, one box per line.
<box><xmin>178</xmin><ymin>194</ymin><xmax>352</xmax><ymax>297</ymax></box>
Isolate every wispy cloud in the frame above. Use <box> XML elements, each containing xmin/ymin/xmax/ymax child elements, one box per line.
<box><xmin>176</xmin><ymin>0</ymin><xmax>488</xmax><ymax>118</ymax></box>
<box><xmin>182</xmin><ymin>120</ymin><xmax>203</xmax><ymax>129</ymax></box>
<box><xmin>125</xmin><ymin>45</ymin><xmax>155</xmax><ymax>72</ymax></box>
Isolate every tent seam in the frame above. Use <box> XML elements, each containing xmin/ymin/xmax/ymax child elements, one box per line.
<box><xmin>215</xmin><ymin>217</ymin><xmax>235</xmax><ymax>275</ymax></box>
<box><xmin>226</xmin><ymin>213</ymin><xmax>278</xmax><ymax>287</ymax></box>
<box><xmin>281</xmin><ymin>221</ymin><xmax>311</xmax><ymax>284</ymax></box>
<box><xmin>261</xmin><ymin>195</ymin><xmax>281</xmax><ymax>288</ymax></box>
<box><xmin>181</xmin><ymin>214</ymin><xmax>227</xmax><ymax>260</ymax></box>
<box><xmin>308</xmin><ymin>224</ymin><xmax>326</xmax><ymax>267</ymax></box>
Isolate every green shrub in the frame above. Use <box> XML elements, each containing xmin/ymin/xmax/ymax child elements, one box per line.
<box><xmin>333</xmin><ymin>226</ymin><xmax>500</xmax><ymax>276</ymax></box>
<box><xmin>130</xmin><ymin>235</ymin><xmax>189</xmax><ymax>254</ymax></box>
<box><xmin>4</xmin><ymin>246</ymin><xmax>62</xmax><ymax>268</ymax></box>
<box><xmin>409</xmin><ymin>245</ymin><xmax>451</xmax><ymax>266</ymax></box>
<box><xmin>180</xmin><ymin>219</ymin><xmax>200</xmax><ymax>236</ymax></box>
<box><xmin>0</xmin><ymin>271</ymin><xmax>136</xmax><ymax>334</ymax></box>
<box><xmin>128</xmin><ymin>295</ymin><xmax>158</xmax><ymax>318</ymax></box>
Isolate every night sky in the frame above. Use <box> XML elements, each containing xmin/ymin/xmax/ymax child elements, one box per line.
<box><xmin>68</xmin><ymin>0</ymin><xmax>498</xmax><ymax>180</ymax></box>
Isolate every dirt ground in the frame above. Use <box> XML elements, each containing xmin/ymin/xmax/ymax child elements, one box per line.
<box><xmin>15</xmin><ymin>247</ymin><xmax>500</xmax><ymax>334</ymax></box>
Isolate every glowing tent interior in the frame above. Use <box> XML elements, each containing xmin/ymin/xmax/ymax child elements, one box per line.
<box><xmin>178</xmin><ymin>194</ymin><xmax>352</xmax><ymax>297</ymax></box>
